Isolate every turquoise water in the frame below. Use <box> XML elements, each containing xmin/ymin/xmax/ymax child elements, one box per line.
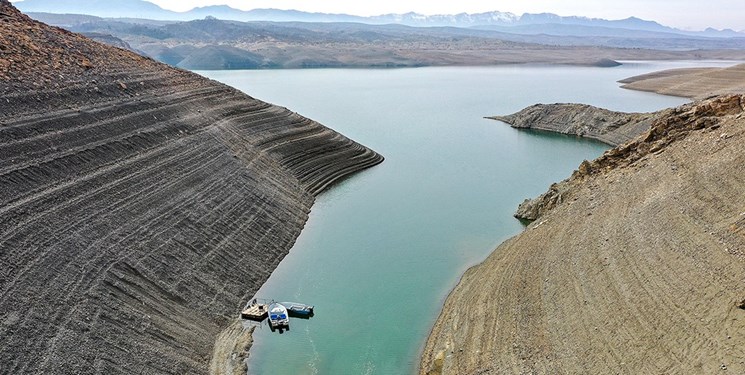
<box><xmin>200</xmin><ymin>61</ymin><xmax>733</xmax><ymax>374</ymax></box>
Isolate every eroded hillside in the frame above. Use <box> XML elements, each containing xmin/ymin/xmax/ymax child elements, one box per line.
<box><xmin>421</xmin><ymin>95</ymin><xmax>745</xmax><ymax>374</ymax></box>
<box><xmin>0</xmin><ymin>1</ymin><xmax>382</xmax><ymax>373</ymax></box>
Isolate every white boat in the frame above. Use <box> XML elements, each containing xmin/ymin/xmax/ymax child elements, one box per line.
<box><xmin>267</xmin><ymin>302</ymin><xmax>289</xmax><ymax>329</ymax></box>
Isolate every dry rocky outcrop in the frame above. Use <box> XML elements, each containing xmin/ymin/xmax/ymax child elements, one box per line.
<box><xmin>0</xmin><ymin>1</ymin><xmax>382</xmax><ymax>374</ymax></box>
<box><xmin>489</xmin><ymin>103</ymin><xmax>662</xmax><ymax>147</ymax></box>
<box><xmin>421</xmin><ymin>95</ymin><xmax>745</xmax><ymax>374</ymax></box>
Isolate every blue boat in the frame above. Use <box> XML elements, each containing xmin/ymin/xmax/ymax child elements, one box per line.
<box><xmin>279</xmin><ymin>302</ymin><xmax>314</xmax><ymax>318</ymax></box>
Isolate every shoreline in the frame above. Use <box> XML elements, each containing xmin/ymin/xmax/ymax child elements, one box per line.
<box><xmin>419</xmin><ymin>67</ymin><xmax>745</xmax><ymax>373</ymax></box>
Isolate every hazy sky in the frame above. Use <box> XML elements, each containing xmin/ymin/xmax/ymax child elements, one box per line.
<box><xmin>138</xmin><ymin>0</ymin><xmax>745</xmax><ymax>30</ymax></box>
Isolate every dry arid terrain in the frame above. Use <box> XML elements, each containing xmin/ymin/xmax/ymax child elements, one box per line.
<box><xmin>620</xmin><ymin>63</ymin><xmax>745</xmax><ymax>99</ymax></box>
<box><xmin>422</xmin><ymin>92</ymin><xmax>745</xmax><ymax>372</ymax></box>
<box><xmin>0</xmin><ymin>1</ymin><xmax>382</xmax><ymax>373</ymax></box>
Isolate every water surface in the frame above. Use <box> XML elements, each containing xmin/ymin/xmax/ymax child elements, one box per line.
<box><xmin>200</xmin><ymin>61</ymin><xmax>734</xmax><ymax>374</ymax></box>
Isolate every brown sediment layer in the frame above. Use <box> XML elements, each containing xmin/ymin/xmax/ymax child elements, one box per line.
<box><xmin>0</xmin><ymin>2</ymin><xmax>382</xmax><ymax>374</ymax></box>
<box><xmin>620</xmin><ymin>63</ymin><xmax>745</xmax><ymax>99</ymax></box>
<box><xmin>421</xmin><ymin>95</ymin><xmax>745</xmax><ymax>374</ymax></box>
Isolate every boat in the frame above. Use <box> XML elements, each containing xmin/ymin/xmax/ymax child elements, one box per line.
<box><xmin>267</xmin><ymin>302</ymin><xmax>289</xmax><ymax>329</ymax></box>
<box><xmin>279</xmin><ymin>302</ymin><xmax>315</xmax><ymax>318</ymax></box>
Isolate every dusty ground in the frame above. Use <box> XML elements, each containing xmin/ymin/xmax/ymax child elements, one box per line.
<box><xmin>421</xmin><ymin>96</ymin><xmax>745</xmax><ymax>374</ymax></box>
<box><xmin>0</xmin><ymin>2</ymin><xmax>382</xmax><ymax>374</ymax></box>
<box><xmin>620</xmin><ymin>63</ymin><xmax>745</xmax><ymax>99</ymax></box>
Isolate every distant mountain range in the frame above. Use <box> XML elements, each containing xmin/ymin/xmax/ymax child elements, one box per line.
<box><xmin>13</xmin><ymin>0</ymin><xmax>744</xmax><ymax>38</ymax></box>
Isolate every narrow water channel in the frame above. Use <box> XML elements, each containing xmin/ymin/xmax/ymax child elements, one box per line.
<box><xmin>200</xmin><ymin>61</ymin><xmax>731</xmax><ymax>374</ymax></box>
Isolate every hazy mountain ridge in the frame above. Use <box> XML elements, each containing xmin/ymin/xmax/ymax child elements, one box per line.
<box><xmin>23</xmin><ymin>12</ymin><xmax>745</xmax><ymax>70</ymax></box>
<box><xmin>14</xmin><ymin>0</ymin><xmax>744</xmax><ymax>37</ymax></box>
<box><xmin>18</xmin><ymin>0</ymin><xmax>745</xmax><ymax>71</ymax></box>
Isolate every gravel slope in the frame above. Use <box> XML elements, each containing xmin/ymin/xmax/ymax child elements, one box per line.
<box><xmin>0</xmin><ymin>2</ymin><xmax>382</xmax><ymax>373</ymax></box>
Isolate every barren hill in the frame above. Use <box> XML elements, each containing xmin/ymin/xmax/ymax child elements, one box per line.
<box><xmin>620</xmin><ymin>63</ymin><xmax>745</xmax><ymax>99</ymax></box>
<box><xmin>421</xmin><ymin>95</ymin><xmax>745</xmax><ymax>374</ymax></box>
<box><xmin>0</xmin><ymin>1</ymin><xmax>382</xmax><ymax>374</ymax></box>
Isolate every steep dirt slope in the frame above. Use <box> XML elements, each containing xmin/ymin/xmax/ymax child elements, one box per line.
<box><xmin>421</xmin><ymin>95</ymin><xmax>745</xmax><ymax>374</ymax></box>
<box><xmin>0</xmin><ymin>2</ymin><xmax>382</xmax><ymax>374</ymax></box>
<box><xmin>620</xmin><ymin>63</ymin><xmax>745</xmax><ymax>99</ymax></box>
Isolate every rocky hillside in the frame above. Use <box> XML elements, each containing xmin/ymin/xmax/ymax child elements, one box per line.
<box><xmin>0</xmin><ymin>1</ymin><xmax>382</xmax><ymax>374</ymax></box>
<box><xmin>421</xmin><ymin>94</ymin><xmax>745</xmax><ymax>374</ymax></box>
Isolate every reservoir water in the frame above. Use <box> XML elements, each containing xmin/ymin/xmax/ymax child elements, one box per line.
<box><xmin>199</xmin><ymin>61</ymin><xmax>733</xmax><ymax>374</ymax></box>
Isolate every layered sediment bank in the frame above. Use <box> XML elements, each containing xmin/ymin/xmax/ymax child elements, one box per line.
<box><xmin>0</xmin><ymin>2</ymin><xmax>382</xmax><ymax>374</ymax></box>
<box><xmin>421</xmin><ymin>95</ymin><xmax>745</xmax><ymax>374</ymax></box>
<box><xmin>489</xmin><ymin>104</ymin><xmax>663</xmax><ymax>147</ymax></box>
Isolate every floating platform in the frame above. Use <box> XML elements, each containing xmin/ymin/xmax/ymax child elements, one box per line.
<box><xmin>241</xmin><ymin>301</ymin><xmax>268</xmax><ymax>321</ymax></box>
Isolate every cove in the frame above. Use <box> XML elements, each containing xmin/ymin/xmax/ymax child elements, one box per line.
<box><xmin>199</xmin><ymin>61</ymin><xmax>732</xmax><ymax>374</ymax></box>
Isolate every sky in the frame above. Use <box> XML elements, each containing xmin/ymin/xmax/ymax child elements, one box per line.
<box><xmin>138</xmin><ymin>0</ymin><xmax>744</xmax><ymax>31</ymax></box>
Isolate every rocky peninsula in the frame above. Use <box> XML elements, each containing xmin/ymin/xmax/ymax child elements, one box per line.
<box><xmin>0</xmin><ymin>1</ymin><xmax>382</xmax><ymax>374</ymax></box>
<box><xmin>422</xmin><ymin>88</ymin><xmax>745</xmax><ymax>372</ymax></box>
<box><xmin>489</xmin><ymin>104</ymin><xmax>663</xmax><ymax>147</ymax></box>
